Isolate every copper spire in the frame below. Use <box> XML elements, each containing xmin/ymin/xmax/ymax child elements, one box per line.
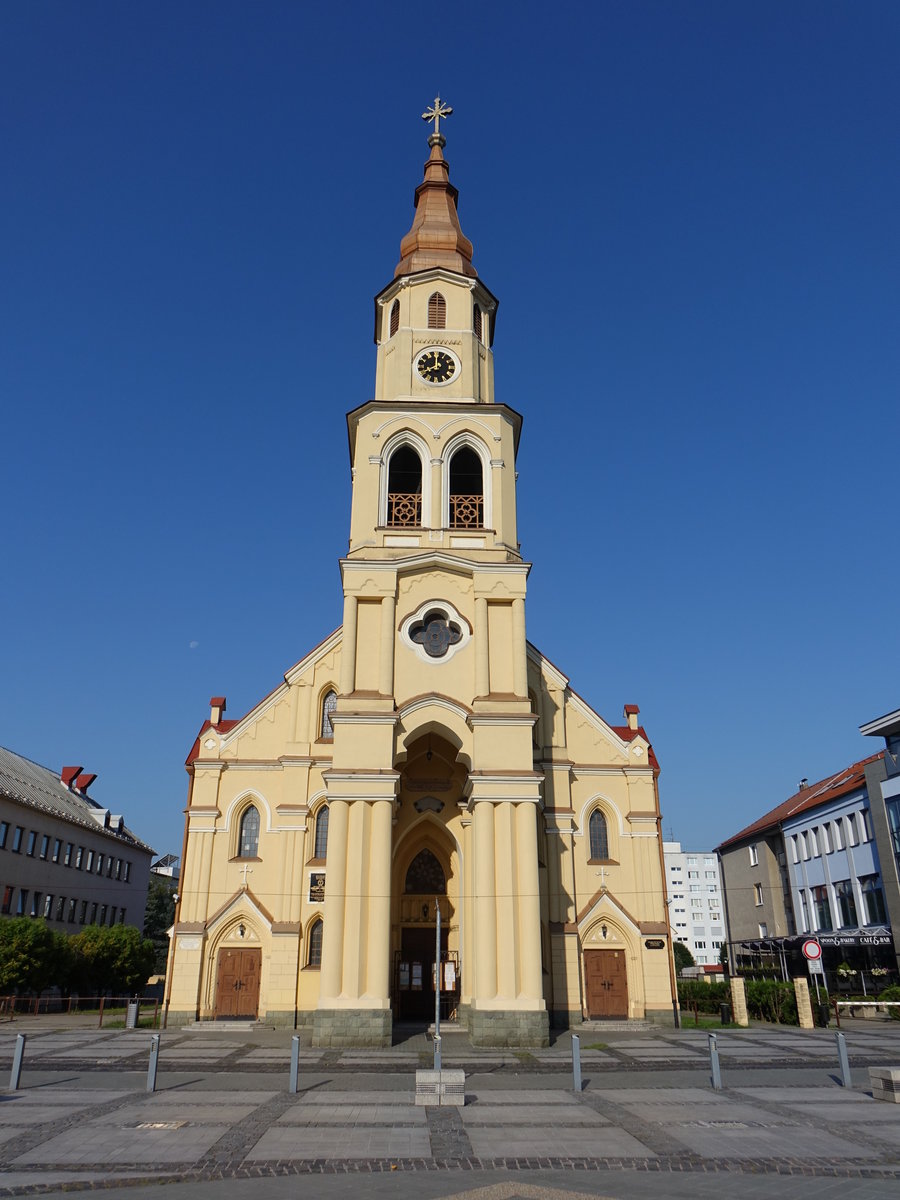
<box><xmin>394</xmin><ymin>98</ymin><xmax>476</xmax><ymax>279</ymax></box>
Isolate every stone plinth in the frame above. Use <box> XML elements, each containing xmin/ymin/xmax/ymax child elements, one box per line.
<box><xmin>793</xmin><ymin>977</ymin><xmax>814</xmax><ymax>1029</ymax></box>
<box><xmin>415</xmin><ymin>1068</ymin><xmax>466</xmax><ymax>1106</ymax></box>
<box><xmin>468</xmin><ymin>1007</ymin><xmax>549</xmax><ymax>1048</ymax></box>
<box><xmin>311</xmin><ymin>1007</ymin><xmax>392</xmax><ymax>1048</ymax></box>
<box><xmin>729</xmin><ymin>976</ymin><xmax>749</xmax><ymax>1027</ymax></box>
<box><xmin>870</xmin><ymin>1067</ymin><xmax>900</xmax><ymax>1103</ymax></box>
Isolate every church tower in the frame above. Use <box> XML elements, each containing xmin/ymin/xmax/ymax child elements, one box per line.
<box><xmin>166</xmin><ymin>103</ymin><xmax>676</xmax><ymax>1044</ymax></box>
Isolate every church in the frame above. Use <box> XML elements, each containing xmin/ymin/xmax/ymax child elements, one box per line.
<box><xmin>165</xmin><ymin>102</ymin><xmax>676</xmax><ymax>1045</ymax></box>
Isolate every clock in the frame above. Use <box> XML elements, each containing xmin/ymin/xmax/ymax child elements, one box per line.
<box><xmin>416</xmin><ymin>348</ymin><xmax>457</xmax><ymax>384</ymax></box>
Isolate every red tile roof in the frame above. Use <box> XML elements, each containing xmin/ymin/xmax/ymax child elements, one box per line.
<box><xmin>185</xmin><ymin>718</ymin><xmax>241</xmax><ymax>767</ymax></box>
<box><xmin>717</xmin><ymin>751</ymin><xmax>884</xmax><ymax>852</ymax></box>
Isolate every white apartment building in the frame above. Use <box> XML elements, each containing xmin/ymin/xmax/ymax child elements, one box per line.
<box><xmin>663</xmin><ymin>841</ymin><xmax>726</xmax><ymax>966</ymax></box>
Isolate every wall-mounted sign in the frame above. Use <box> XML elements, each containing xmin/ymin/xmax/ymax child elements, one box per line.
<box><xmin>644</xmin><ymin>939</ymin><xmax>666</xmax><ymax>950</ymax></box>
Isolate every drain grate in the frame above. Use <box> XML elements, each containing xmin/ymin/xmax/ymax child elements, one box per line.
<box><xmin>135</xmin><ymin>1121</ymin><xmax>188</xmax><ymax>1130</ymax></box>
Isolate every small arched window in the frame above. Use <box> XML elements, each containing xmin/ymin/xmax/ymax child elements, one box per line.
<box><xmin>427</xmin><ymin>291</ymin><xmax>446</xmax><ymax>329</ymax></box>
<box><xmin>314</xmin><ymin>806</ymin><xmax>329</xmax><ymax>859</ymax></box>
<box><xmin>449</xmin><ymin>446</ymin><xmax>484</xmax><ymax>529</ymax></box>
<box><xmin>307</xmin><ymin>918</ymin><xmax>323</xmax><ymax>967</ymax></box>
<box><xmin>320</xmin><ymin>689</ymin><xmax>337</xmax><ymax>739</ymax></box>
<box><xmin>386</xmin><ymin>444</ymin><xmax>422</xmax><ymax>527</ymax></box>
<box><xmin>238</xmin><ymin>806</ymin><xmax>260</xmax><ymax>859</ymax></box>
<box><xmin>473</xmin><ymin>304</ymin><xmax>483</xmax><ymax>342</ymax></box>
<box><xmin>589</xmin><ymin>810</ymin><xmax>609</xmax><ymax>861</ymax></box>
<box><xmin>389</xmin><ymin>299</ymin><xmax>399</xmax><ymax>337</ymax></box>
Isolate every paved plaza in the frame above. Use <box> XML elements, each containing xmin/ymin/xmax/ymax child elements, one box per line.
<box><xmin>1</xmin><ymin>1019</ymin><xmax>900</xmax><ymax>1198</ymax></box>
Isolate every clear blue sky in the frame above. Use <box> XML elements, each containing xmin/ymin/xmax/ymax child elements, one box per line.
<box><xmin>2</xmin><ymin>1</ymin><xmax>898</xmax><ymax>860</ymax></box>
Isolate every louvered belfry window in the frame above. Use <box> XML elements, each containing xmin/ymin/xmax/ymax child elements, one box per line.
<box><xmin>427</xmin><ymin>291</ymin><xmax>446</xmax><ymax>329</ymax></box>
<box><xmin>473</xmin><ymin>305</ymin><xmax>482</xmax><ymax>342</ymax></box>
<box><xmin>389</xmin><ymin>299</ymin><xmax>399</xmax><ymax>337</ymax></box>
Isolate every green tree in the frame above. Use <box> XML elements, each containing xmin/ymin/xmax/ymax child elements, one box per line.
<box><xmin>143</xmin><ymin>877</ymin><xmax>175</xmax><ymax>973</ymax></box>
<box><xmin>70</xmin><ymin>924</ymin><xmax>156</xmax><ymax>994</ymax></box>
<box><xmin>673</xmin><ymin>941</ymin><xmax>696</xmax><ymax>973</ymax></box>
<box><xmin>0</xmin><ymin>918</ymin><xmax>72</xmax><ymax>993</ymax></box>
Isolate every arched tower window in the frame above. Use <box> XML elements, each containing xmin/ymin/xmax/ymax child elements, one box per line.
<box><xmin>387</xmin><ymin>444</ymin><xmax>423</xmax><ymax>527</ymax></box>
<box><xmin>404</xmin><ymin>849</ymin><xmax>446</xmax><ymax>894</ymax></box>
<box><xmin>449</xmin><ymin>446</ymin><xmax>484</xmax><ymax>529</ymax></box>
<box><xmin>238</xmin><ymin>806</ymin><xmax>260</xmax><ymax>859</ymax></box>
<box><xmin>307</xmin><ymin>918</ymin><xmax>323</xmax><ymax>967</ymax></box>
<box><xmin>473</xmin><ymin>304</ymin><xmax>483</xmax><ymax>342</ymax></box>
<box><xmin>589</xmin><ymin>810</ymin><xmax>609</xmax><ymax>861</ymax></box>
<box><xmin>427</xmin><ymin>291</ymin><xmax>446</xmax><ymax>329</ymax></box>
<box><xmin>320</xmin><ymin>689</ymin><xmax>337</xmax><ymax>740</ymax></box>
<box><xmin>389</xmin><ymin>299</ymin><xmax>399</xmax><ymax>337</ymax></box>
<box><xmin>314</xmin><ymin>806</ymin><xmax>329</xmax><ymax>859</ymax></box>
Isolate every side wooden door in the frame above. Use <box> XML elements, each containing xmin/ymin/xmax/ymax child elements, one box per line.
<box><xmin>215</xmin><ymin>948</ymin><xmax>261</xmax><ymax>1019</ymax></box>
<box><xmin>584</xmin><ymin>949</ymin><xmax>628</xmax><ymax>1019</ymax></box>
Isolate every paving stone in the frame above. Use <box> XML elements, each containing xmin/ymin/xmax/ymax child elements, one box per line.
<box><xmin>277</xmin><ymin>1103</ymin><xmax>424</xmax><ymax>1125</ymax></box>
<box><xmin>667</xmin><ymin>1123</ymin><xmax>873</xmax><ymax>1160</ymax></box>
<box><xmin>245</xmin><ymin>1127</ymin><xmax>432</xmax><ymax>1159</ymax></box>
<box><xmin>12</xmin><ymin>1123</ymin><xmax>231</xmax><ymax>1164</ymax></box>
<box><xmin>465</xmin><ymin>1127</ymin><xmax>655</xmax><ymax>1157</ymax></box>
<box><xmin>461</xmin><ymin>1104</ymin><xmax>607</xmax><ymax>1126</ymax></box>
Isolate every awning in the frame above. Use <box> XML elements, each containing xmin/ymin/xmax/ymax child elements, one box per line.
<box><xmin>816</xmin><ymin>928</ymin><xmax>893</xmax><ymax>948</ymax></box>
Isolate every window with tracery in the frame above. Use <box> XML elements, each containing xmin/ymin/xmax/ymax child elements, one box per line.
<box><xmin>589</xmin><ymin>810</ymin><xmax>609</xmax><ymax>861</ymax></box>
<box><xmin>404</xmin><ymin>849</ymin><xmax>446</xmax><ymax>894</ymax></box>
<box><xmin>320</xmin><ymin>690</ymin><xmax>337</xmax><ymax>739</ymax></box>
<box><xmin>307</xmin><ymin>919</ymin><xmax>323</xmax><ymax>967</ymax></box>
<box><xmin>387</xmin><ymin>444</ymin><xmax>422</xmax><ymax>527</ymax></box>
<box><xmin>314</xmin><ymin>806</ymin><xmax>329</xmax><ymax>859</ymax></box>
<box><xmin>448</xmin><ymin>446</ymin><xmax>483</xmax><ymax>528</ymax></box>
<box><xmin>427</xmin><ymin>291</ymin><xmax>446</xmax><ymax>329</ymax></box>
<box><xmin>238</xmin><ymin>806</ymin><xmax>260</xmax><ymax>858</ymax></box>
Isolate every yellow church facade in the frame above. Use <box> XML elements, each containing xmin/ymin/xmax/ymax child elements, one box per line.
<box><xmin>165</xmin><ymin>106</ymin><xmax>677</xmax><ymax>1046</ymax></box>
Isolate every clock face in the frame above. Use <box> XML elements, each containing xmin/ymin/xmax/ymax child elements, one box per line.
<box><xmin>417</xmin><ymin>348</ymin><xmax>456</xmax><ymax>384</ymax></box>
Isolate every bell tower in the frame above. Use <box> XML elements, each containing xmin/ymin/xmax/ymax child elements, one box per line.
<box><xmin>313</xmin><ymin>100</ymin><xmax>548</xmax><ymax>1049</ymax></box>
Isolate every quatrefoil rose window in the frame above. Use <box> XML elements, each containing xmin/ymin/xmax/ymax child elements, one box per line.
<box><xmin>401</xmin><ymin>600</ymin><xmax>470</xmax><ymax>664</ymax></box>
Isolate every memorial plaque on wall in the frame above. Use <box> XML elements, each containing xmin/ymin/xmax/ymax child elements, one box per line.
<box><xmin>309</xmin><ymin>873</ymin><xmax>326</xmax><ymax>903</ymax></box>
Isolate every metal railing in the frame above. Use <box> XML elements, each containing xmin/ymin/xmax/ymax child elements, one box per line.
<box><xmin>387</xmin><ymin>493</ymin><xmax>422</xmax><ymax>527</ymax></box>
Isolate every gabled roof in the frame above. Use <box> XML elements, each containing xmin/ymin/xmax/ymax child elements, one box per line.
<box><xmin>716</xmin><ymin>751</ymin><xmax>884</xmax><ymax>853</ymax></box>
<box><xmin>0</xmin><ymin>745</ymin><xmax>153</xmax><ymax>853</ymax></box>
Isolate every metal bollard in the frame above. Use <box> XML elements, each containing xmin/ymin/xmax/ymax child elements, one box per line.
<box><xmin>147</xmin><ymin>1034</ymin><xmax>160</xmax><ymax>1093</ymax></box>
<box><xmin>835</xmin><ymin>1031</ymin><xmax>852</xmax><ymax>1087</ymax></box>
<box><xmin>289</xmin><ymin>1035</ymin><xmax>300</xmax><ymax>1094</ymax></box>
<box><xmin>9</xmin><ymin>1034</ymin><xmax>26</xmax><ymax>1091</ymax></box>
<box><xmin>572</xmin><ymin>1033</ymin><xmax>582</xmax><ymax>1093</ymax></box>
<box><xmin>708</xmin><ymin>1032</ymin><xmax>722</xmax><ymax>1091</ymax></box>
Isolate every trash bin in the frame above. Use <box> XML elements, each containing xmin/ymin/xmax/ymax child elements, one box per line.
<box><xmin>125</xmin><ymin>1000</ymin><xmax>140</xmax><ymax>1030</ymax></box>
<box><xmin>720</xmin><ymin>1003</ymin><xmax>732</xmax><ymax>1025</ymax></box>
<box><xmin>817</xmin><ymin>1002</ymin><xmax>831</xmax><ymax>1027</ymax></box>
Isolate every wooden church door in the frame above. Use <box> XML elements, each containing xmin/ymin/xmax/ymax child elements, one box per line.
<box><xmin>584</xmin><ymin>949</ymin><xmax>628</xmax><ymax>1019</ymax></box>
<box><xmin>215</xmin><ymin>948</ymin><xmax>261</xmax><ymax>1019</ymax></box>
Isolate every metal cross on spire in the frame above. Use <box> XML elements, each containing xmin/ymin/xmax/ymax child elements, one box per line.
<box><xmin>422</xmin><ymin>95</ymin><xmax>453</xmax><ymax>136</ymax></box>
